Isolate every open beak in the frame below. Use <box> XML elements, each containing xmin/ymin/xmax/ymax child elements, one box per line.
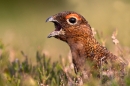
<box><xmin>46</xmin><ymin>16</ymin><xmax>65</xmax><ymax>38</ymax></box>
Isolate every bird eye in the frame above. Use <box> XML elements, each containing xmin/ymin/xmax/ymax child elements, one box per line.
<box><xmin>69</xmin><ymin>17</ymin><xmax>76</xmax><ymax>23</ymax></box>
<box><xmin>67</xmin><ymin>17</ymin><xmax>77</xmax><ymax>25</ymax></box>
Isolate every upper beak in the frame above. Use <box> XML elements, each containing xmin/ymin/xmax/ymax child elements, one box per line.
<box><xmin>46</xmin><ymin>16</ymin><xmax>58</xmax><ymax>22</ymax></box>
<box><xmin>46</xmin><ymin>16</ymin><xmax>54</xmax><ymax>22</ymax></box>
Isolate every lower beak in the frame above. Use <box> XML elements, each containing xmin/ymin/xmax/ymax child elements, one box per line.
<box><xmin>47</xmin><ymin>31</ymin><xmax>60</xmax><ymax>38</ymax></box>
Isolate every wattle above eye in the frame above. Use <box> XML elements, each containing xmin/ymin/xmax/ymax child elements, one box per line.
<box><xmin>69</xmin><ymin>17</ymin><xmax>76</xmax><ymax>23</ymax></box>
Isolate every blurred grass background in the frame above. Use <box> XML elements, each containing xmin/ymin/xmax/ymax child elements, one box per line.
<box><xmin>0</xmin><ymin>0</ymin><xmax>130</xmax><ymax>61</ymax></box>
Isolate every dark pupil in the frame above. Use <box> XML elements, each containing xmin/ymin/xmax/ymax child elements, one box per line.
<box><xmin>69</xmin><ymin>18</ymin><xmax>76</xmax><ymax>23</ymax></box>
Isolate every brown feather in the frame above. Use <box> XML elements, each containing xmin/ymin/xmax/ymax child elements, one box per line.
<box><xmin>46</xmin><ymin>11</ymin><xmax>126</xmax><ymax>85</ymax></box>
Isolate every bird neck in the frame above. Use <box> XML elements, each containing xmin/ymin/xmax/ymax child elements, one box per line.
<box><xmin>67</xmin><ymin>36</ymin><xmax>109</xmax><ymax>59</ymax></box>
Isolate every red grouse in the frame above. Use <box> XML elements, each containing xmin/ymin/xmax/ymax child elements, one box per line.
<box><xmin>46</xmin><ymin>11</ymin><xmax>126</xmax><ymax>85</ymax></box>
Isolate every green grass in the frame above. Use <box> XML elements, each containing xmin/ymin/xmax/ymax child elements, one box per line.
<box><xmin>0</xmin><ymin>30</ymin><xmax>130</xmax><ymax>86</ymax></box>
